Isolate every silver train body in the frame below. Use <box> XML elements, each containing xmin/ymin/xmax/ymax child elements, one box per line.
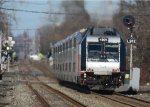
<box><xmin>52</xmin><ymin>27</ymin><xmax>126</xmax><ymax>90</ymax></box>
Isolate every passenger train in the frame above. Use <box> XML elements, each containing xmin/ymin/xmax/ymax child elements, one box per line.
<box><xmin>52</xmin><ymin>27</ymin><xmax>126</xmax><ymax>90</ymax></box>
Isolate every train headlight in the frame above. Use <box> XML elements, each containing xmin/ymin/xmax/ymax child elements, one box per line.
<box><xmin>91</xmin><ymin>69</ymin><xmax>94</xmax><ymax>72</ymax></box>
<box><xmin>84</xmin><ymin>73</ymin><xmax>86</xmax><ymax>78</ymax></box>
<box><xmin>112</xmin><ymin>69</ymin><xmax>115</xmax><ymax>72</ymax></box>
<box><xmin>116</xmin><ymin>68</ymin><xmax>120</xmax><ymax>72</ymax></box>
<box><xmin>87</xmin><ymin>68</ymin><xmax>94</xmax><ymax>72</ymax></box>
<box><xmin>112</xmin><ymin>69</ymin><xmax>120</xmax><ymax>72</ymax></box>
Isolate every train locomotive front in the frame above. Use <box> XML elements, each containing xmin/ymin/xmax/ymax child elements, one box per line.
<box><xmin>79</xmin><ymin>27</ymin><xmax>125</xmax><ymax>90</ymax></box>
<box><xmin>52</xmin><ymin>27</ymin><xmax>126</xmax><ymax>90</ymax></box>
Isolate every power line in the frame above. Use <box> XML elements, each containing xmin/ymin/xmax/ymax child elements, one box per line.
<box><xmin>0</xmin><ymin>7</ymin><xmax>77</xmax><ymax>15</ymax></box>
<box><xmin>10</xmin><ymin>28</ymin><xmax>37</xmax><ymax>30</ymax></box>
<box><xmin>4</xmin><ymin>0</ymin><xmax>48</xmax><ymax>5</ymax></box>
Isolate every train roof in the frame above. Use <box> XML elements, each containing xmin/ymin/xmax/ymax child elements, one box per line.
<box><xmin>53</xmin><ymin>27</ymin><xmax>122</xmax><ymax>46</ymax></box>
<box><xmin>53</xmin><ymin>29</ymin><xmax>86</xmax><ymax>47</ymax></box>
<box><xmin>87</xmin><ymin>27</ymin><xmax>121</xmax><ymax>43</ymax></box>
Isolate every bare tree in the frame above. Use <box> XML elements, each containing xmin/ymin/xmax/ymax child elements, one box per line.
<box><xmin>0</xmin><ymin>0</ymin><xmax>16</xmax><ymax>37</ymax></box>
<box><xmin>113</xmin><ymin>0</ymin><xmax>150</xmax><ymax>83</ymax></box>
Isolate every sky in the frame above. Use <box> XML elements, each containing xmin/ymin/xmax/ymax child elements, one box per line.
<box><xmin>5</xmin><ymin>0</ymin><xmax>50</xmax><ymax>36</ymax></box>
<box><xmin>3</xmin><ymin>0</ymin><xmax>120</xmax><ymax>36</ymax></box>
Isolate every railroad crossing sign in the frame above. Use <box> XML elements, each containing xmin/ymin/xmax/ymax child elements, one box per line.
<box><xmin>127</xmin><ymin>37</ymin><xmax>136</xmax><ymax>44</ymax></box>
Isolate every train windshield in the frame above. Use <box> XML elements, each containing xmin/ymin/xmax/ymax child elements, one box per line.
<box><xmin>88</xmin><ymin>42</ymin><xmax>119</xmax><ymax>62</ymax></box>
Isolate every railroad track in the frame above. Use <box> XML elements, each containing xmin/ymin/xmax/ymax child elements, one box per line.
<box><xmin>26</xmin><ymin>79</ymin><xmax>86</xmax><ymax>107</ymax></box>
<box><xmin>56</xmin><ymin>81</ymin><xmax>150</xmax><ymax>107</ymax></box>
<box><xmin>92</xmin><ymin>91</ymin><xmax>150</xmax><ymax>107</ymax></box>
<box><xmin>27</xmin><ymin>83</ymin><xmax>50</xmax><ymax>107</ymax></box>
<box><xmin>41</xmin><ymin>82</ymin><xmax>86</xmax><ymax>107</ymax></box>
<box><xmin>25</xmin><ymin>81</ymin><xmax>86</xmax><ymax>107</ymax></box>
<box><xmin>19</xmin><ymin>61</ymin><xmax>86</xmax><ymax>107</ymax></box>
<box><xmin>114</xmin><ymin>92</ymin><xmax>150</xmax><ymax>107</ymax></box>
<box><xmin>19</xmin><ymin>60</ymin><xmax>150</xmax><ymax>107</ymax></box>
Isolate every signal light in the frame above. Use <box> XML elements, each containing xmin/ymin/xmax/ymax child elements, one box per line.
<box><xmin>123</xmin><ymin>15</ymin><xmax>135</xmax><ymax>31</ymax></box>
<box><xmin>127</xmin><ymin>22</ymin><xmax>131</xmax><ymax>27</ymax></box>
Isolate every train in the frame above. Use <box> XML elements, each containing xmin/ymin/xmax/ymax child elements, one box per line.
<box><xmin>51</xmin><ymin>27</ymin><xmax>126</xmax><ymax>90</ymax></box>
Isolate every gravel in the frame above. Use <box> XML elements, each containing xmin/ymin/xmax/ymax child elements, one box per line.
<box><xmin>46</xmin><ymin>83</ymin><xmax>113</xmax><ymax>107</ymax></box>
<box><xmin>1</xmin><ymin>65</ymin><xmax>43</xmax><ymax>107</ymax></box>
<box><xmin>1</xmin><ymin>61</ymin><xmax>150</xmax><ymax>107</ymax></box>
<box><xmin>33</xmin><ymin>84</ymin><xmax>75</xmax><ymax>107</ymax></box>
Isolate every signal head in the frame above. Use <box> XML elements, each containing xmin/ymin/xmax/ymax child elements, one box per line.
<box><xmin>123</xmin><ymin>15</ymin><xmax>135</xmax><ymax>30</ymax></box>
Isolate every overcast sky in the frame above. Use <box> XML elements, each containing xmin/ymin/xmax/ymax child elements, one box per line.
<box><xmin>4</xmin><ymin>0</ymin><xmax>120</xmax><ymax>36</ymax></box>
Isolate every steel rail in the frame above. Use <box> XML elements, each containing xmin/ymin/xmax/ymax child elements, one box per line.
<box><xmin>92</xmin><ymin>91</ymin><xmax>150</xmax><ymax>107</ymax></box>
<box><xmin>91</xmin><ymin>91</ymin><xmax>135</xmax><ymax>107</ymax></box>
<box><xmin>21</xmin><ymin>63</ymin><xmax>86</xmax><ymax>107</ymax></box>
<box><xmin>27</xmin><ymin>83</ymin><xmax>51</xmax><ymax>107</ymax></box>
<box><xmin>41</xmin><ymin>83</ymin><xmax>86</xmax><ymax>107</ymax></box>
<box><xmin>18</xmin><ymin>63</ymin><xmax>51</xmax><ymax>107</ymax></box>
<box><xmin>114</xmin><ymin>92</ymin><xmax>150</xmax><ymax>107</ymax></box>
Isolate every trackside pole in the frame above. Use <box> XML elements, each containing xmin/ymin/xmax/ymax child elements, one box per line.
<box><xmin>7</xmin><ymin>55</ymin><xmax>10</xmax><ymax>72</ymax></box>
<box><xmin>0</xmin><ymin>32</ymin><xmax>2</xmax><ymax>80</ymax></box>
<box><xmin>127</xmin><ymin>32</ymin><xmax>136</xmax><ymax>80</ymax></box>
<box><xmin>129</xmin><ymin>33</ymin><xmax>133</xmax><ymax>80</ymax></box>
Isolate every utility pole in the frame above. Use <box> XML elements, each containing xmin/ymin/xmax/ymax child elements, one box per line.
<box><xmin>127</xmin><ymin>32</ymin><xmax>136</xmax><ymax>79</ymax></box>
<box><xmin>0</xmin><ymin>31</ymin><xmax>2</xmax><ymax>80</ymax></box>
<box><xmin>130</xmin><ymin>33</ymin><xmax>133</xmax><ymax>79</ymax></box>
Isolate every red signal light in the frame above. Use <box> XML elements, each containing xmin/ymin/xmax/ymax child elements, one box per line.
<box><xmin>123</xmin><ymin>15</ymin><xmax>135</xmax><ymax>31</ymax></box>
<box><xmin>128</xmin><ymin>22</ymin><xmax>131</xmax><ymax>26</ymax></box>
<box><xmin>127</xmin><ymin>22</ymin><xmax>132</xmax><ymax>28</ymax></box>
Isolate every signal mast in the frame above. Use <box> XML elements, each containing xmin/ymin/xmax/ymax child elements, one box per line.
<box><xmin>123</xmin><ymin>15</ymin><xmax>136</xmax><ymax>80</ymax></box>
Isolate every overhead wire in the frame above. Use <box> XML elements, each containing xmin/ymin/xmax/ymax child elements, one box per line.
<box><xmin>3</xmin><ymin>0</ymin><xmax>48</xmax><ymax>5</ymax></box>
<box><xmin>10</xmin><ymin>28</ymin><xmax>37</xmax><ymax>30</ymax></box>
<box><xmin>0</xmin><ymin>7</ymin><xmax>77</xmax><ymax>15</ymax></box>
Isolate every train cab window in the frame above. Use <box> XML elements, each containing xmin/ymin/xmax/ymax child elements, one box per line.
<box><xmin>105</xmin><ymin>43</ymin><xmax>119</xmax><ymax>60</ymax></box>
<box><xmin>63</xmin><ymin>63</ymin><xmax>64</xmax><ymax>71</ymax></box>
<box><xmin>59</xmin><ymin>46</ymin><xmax>61</xmax><ymax>52</ymax></box>
<box><xmin>53</xmin><ymin>48</ymin><xmax>54</xmax><ymax>54</ymax></box>
<box><xmin>66</xmin><ymin>42</ymin><xmax>68</xmax><ymax>49</ymax></box>
<box><xmin>88</xmin><ymin>43</ymin><xmax>102</xmax><ymax>58</ymax></box>
<box><xmin>64</xmin><ymin>43</ymin><xmax>65</xmax><ymax>49</ymax></box>
<box><xmin>53</xmin><ymin>64</ymin><xmax>54</xmax><ymax>70</ymax></box>
<box><xmin>58</xmin><ymin>64</ymin><xmax>59</xmax><ymax>71</ymax></box>
<box><xmin>56</xmin><ymin>64</ymin><xmax>58</xmax><ymax>70</ymax></box>
<box><xmin>88</xmin><ymin>42</ymin><xmax>119</xmax><ymax>61</ymax></box>
<box><xmin>69</xmin><ymin>62</ymin><xmax>71</xmax><ymax>72</ymax></box>
<box><xmin>60</xmin><ymin>64</ymin><xmax>62</xmax><ymax>71</ymax></box>
<box><xmin>60</xmin><ymin>45</ymin><xmax>62</xmax><ymax>52</ymax></box>
<box><xmin>69</xmin><ymin>40</ymin><xmax>72</xmax><ymax>48</ymax></box>
<box><xmin>55</xmin><ymin>64</ymin><xmax>56</xmax><ymax>70</ymax></box>
<box><xmin>57</xmin><ymin>47</ymin><xmax>59</xmax><ymax>53</ymax></box>
<box><xmin>55</xmin><ymin>47</ymin><xmax>57</xmax><ymax>53</ymax></box>
<box><xmin>58</xmin><ymin>46</ymin><xmax>60</xmax><ymax>53</ymax></box>
<box><xmin>55</xmin><ymin>47</ymin><xmax>56</xmax><ymax>54</ymax></box>
<box><xmin>63</xmin><ymin>43</ymin><xmax>65</xmax><ymax>51</ymax></box>
<box><xmin>88</xmin><ymin>43</ymin><xmax>102</xmax><ymax>51</ymax></box>
<box><xmin>57</xmin><ymin>46</ymin><xmax>59</xmax><ymax>53</ymax></box>
<box><xmin>66</xmin><ymin>63</ymin><xmax>67</xmax><ymax>71</ymax></box>
<box><xmin>73</xmin><ymin>62</ymin><xmax>75</xmax><ymax>72</ymax></box>
<box><xmin>56</xmin><ymin>47</ymin><xmax>58</xmax><ymax>53</ymax></box>
<box><xmin>73</xmin><ymin>38</ymin><xmax>76</xmax><ymax>47</ymax></box>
